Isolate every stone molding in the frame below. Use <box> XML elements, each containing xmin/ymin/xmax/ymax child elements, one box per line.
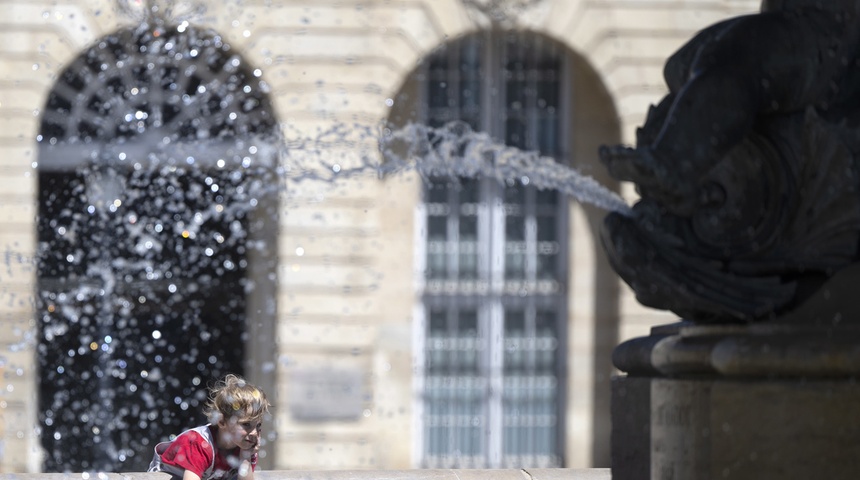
<box><xmin>614</xmin><ymin>321</ymin><xmax>860</xmax><ymax>378</ymax></box>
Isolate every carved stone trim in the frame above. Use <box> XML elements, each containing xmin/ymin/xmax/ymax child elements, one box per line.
<box><xmin>460</xmin><ymin>0</ymin><xmax>547</xmax><ymax>24</ymax></box>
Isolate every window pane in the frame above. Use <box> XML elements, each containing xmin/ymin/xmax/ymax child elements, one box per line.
<box><xmin>537</xmin><ymin>79</ymin><xmax>559</xmax><ymax>109</ymax></box>
<box><xmin>504</xmin><ymin>310</ymin><xmax>526</xmax><ymax>373</ymax></box>
<box><xmin>505</xmin><ymin>212</ymin><xmax>525</xmax><ymax>241</ymax></box>
<box><xmin>459</xmin><ymin>183</ymin><xmax>479</xmax><ymax>280</ymax></box>
<box><xmin>535</xmin><ymin>188</ymin><xmax>557</xmax><ymax>206</ymax></box>
<box><xmin>427</xmin><ymin>180</ymin><xmax>450</xmax><ymax>204</ymax></box>
<box><xmin>505</xmin><ymin>247</ymin><xmax>526</xmax><ymax>281</ymax></box>
<box><xmin>505</xmin><ymin>183</ymin><xmax>526</xmax><ymax>283</ymax></box>
<box><xmin>426</xmin><ymin>215</ymin><xmax>448</xmax><ymax>280</ymax></box>
<box><xmin>536</xmin><ymin>310</ymin><xmax>559</xmax><ymax>371</ymax></box>
<box><xmin>460</xmin><ymin>45</ymin><xmax>481</xmax><ymax>108</ymax></box>
<box><xmin>428</xmin><ymin>215</ymin><xmax>448</xmax><ymax>241</ymax></box>
<box><xmin>424</xmin><ymin>307</ymin><xmax>484</xmax><ymax>465</ymax></box>
<box><xmin>503</xmin><ymin>309</ymin><xmax>560</xmax><ymax>465</ymax></box>
<box><xmin>504</xmin><ymin>183</ymin><xmax>526</xmax><ymax>205</ymax></box>
<box><xmin>428</xmin><ymin>56</ymin><xmax>450</xmax><ymax>110</ymax></box>
<box><xmin>457</xmin><ymin>177</ymin><xmax>480</xmax><ymax>203</ymax></box>
<box><xmin>505</xmin><ymin>117</ymin><xmax>526</xmax><ymax>150</ymax></box>
<box><xmin>538</xmin><ymin>115</ymin><xmax>558</xmax><ymax>156</ymax></box>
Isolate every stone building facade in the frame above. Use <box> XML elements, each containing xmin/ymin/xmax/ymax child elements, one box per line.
<box><xmin>0</xmin><ymin>0</ymin><xmax>758</xmax><ymax>473</ymax></box>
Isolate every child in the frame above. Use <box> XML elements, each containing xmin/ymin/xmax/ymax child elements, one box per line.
<box><xmin>148</xmin><ymin>374</ymin><xmax>270</xmax><ymax>480</ymax></box>
<box><xmin>600</xmin><ymin>0</ymin><xmax>860</xmax><ymax>215</ymax></box>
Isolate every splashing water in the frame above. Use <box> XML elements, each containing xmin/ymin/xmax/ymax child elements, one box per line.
<box><xmin>280</xmin><ymin>120</ymin><xmax>633</xmax><ymax>216</ymax></box>
<box><xmin>7</xmin><ymin>115</ymin><xmax>632</xmax><ymax>472</ymax></box>
<box><xmin>384</xmin><ymin>121</ymin><xmax>632</xmax><ymax>215</ymax></box>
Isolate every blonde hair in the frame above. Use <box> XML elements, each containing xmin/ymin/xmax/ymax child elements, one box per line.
<box><xmin>204</xmin><ymin>374</ymin><xmax>269</xmax><ymax>423</ymax></box>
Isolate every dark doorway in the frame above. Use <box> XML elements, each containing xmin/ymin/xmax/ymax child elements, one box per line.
<box><xmin>35</xmin><ymin>22</ymin><xmax>279</xmax><ymax>472</ymax></box>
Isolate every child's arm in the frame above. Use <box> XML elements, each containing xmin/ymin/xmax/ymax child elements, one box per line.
<box><xmin>237</xmin><ymin>459</ymin><xmax>254</xmax><ymax>480</ymax></box>
<box><xmin>237</xmin><ymin>440</ymin><xmax>258</xmax><ymax>480</ymax></box>
<box><xmin>183</xmin><ymin>470</ymin><xmax>202</xmax><ymax>480</ymax></box>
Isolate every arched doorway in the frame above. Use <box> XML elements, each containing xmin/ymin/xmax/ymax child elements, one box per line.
<box><xmin>36</xmin><ymin>22</ymin><xmax>280</xmax><ymax>472</ymax></box>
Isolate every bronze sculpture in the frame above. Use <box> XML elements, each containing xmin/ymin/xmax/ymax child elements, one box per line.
<box><xmin>599</xmin><ymin>0</ymin><xmax>860</xmax><ymax>322</ymax></box>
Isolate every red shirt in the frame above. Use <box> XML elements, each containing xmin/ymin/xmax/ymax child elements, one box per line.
<box><xmin>160</xmin><ymin>427</ymin><xmax>257</xmax><ymax>480</ymax></box>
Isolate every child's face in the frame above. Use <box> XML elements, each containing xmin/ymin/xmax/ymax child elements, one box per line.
<box><xmin>218</xmin><ymin>414</ymin><xmax>263</xmax><ymax>450</ymax></box>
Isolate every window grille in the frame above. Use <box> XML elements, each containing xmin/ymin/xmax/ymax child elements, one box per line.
<box><xmin>418</xmin><ymin>32</ymin><xmax>568</xmax><ymax>468</ymax></box>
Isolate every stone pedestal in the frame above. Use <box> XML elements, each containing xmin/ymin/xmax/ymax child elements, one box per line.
<box><xmin>611</xmin><ymin>310</ymin><xmax>860</xmax><ymax>478</ymax></box>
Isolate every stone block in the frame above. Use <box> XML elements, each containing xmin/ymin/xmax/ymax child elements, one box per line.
<box><xmin>612</xmin><ymin>375</ymin><xmax>860</xmax><ymax>479</ymax></box>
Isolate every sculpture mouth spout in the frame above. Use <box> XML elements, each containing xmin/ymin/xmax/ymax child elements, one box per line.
<box><xmin>601</xmin><ymin>108</ymin><xmax>860</xmax><ymax>323</ymax></box>
<box><xmin>601</xmin><ymin>208</ymin><xmax>797</xmax><ymax>322</ymax></box>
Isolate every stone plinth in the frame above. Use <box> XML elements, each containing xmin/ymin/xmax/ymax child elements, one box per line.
<box><xmin>611</xmin><ymin>319</ymin><xmax>860</xmax><ymax>479</ymax></box>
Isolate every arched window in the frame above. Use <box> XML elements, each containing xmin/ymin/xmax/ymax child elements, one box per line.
<box><xmin>416</xmin><ymin>31</ymin><xmax>568</xmax><ymax>468</ymax></box>
<box><xmin>36</xmin><ymin>22</ymin><xmax>279</xmax><ymax>472</ymax></box>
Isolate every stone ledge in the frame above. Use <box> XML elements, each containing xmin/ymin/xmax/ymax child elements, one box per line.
<box><xmin>613</xmin><ymin>320</ymin><xmax>860</xmax><ymax>378</ymax></box>
<box><xmin>0</xmin><ymin>470</ymin><xmax>611</xmax><ymax>480</ymax></box>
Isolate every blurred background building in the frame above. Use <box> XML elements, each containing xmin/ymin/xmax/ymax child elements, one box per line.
<box><xmin>0</xmin><ymin>0</ymin><xmax>759</xmax><ymax>473</ymax></box>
